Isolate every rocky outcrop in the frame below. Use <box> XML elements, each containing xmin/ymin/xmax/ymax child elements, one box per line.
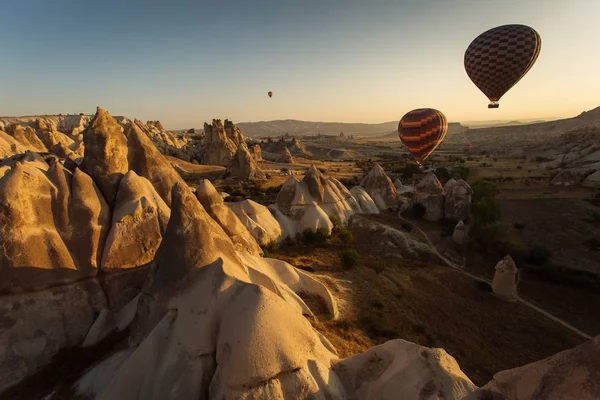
<box><xmin>289</xmin><ymin>137</ymin><xmax>312</xmax><ymax>157</ymax></box>
<box><xmin>360</xmin><ymin>163</ymin><xmax>398</xmax><ymax>211</ymax></box>
<box><xmin>491</xmin><ymin>255</ymin><xmax>518</xmax><ymax>300</ymax></box>
<box><xmin>0</xmin><ymin>130</ymin><xmax>29</xmax><ymax>157</ymax></box>
<box><xmin>470</xmin><ymin>334</ymin><xmax>600</xmax><ymax>400</ymax></box>
<box><xmin>202</xmin><ymin>119</ymin><xmax>244</xmax><ymax>166</ymax></box>
<box><xmin>101</xmin><ymin>171</ymin><xmax>171</xmax><ymax>271</ymax></box>
<box><xmin>227</xmin><ymin>143</ymin><xmax>266</xmax><ymax>180</ymax></box>
<box><xmin>393</xmin><ymin>178</ymin><xmax>404</xmax><ymax>190</ymax></box>
<box><xmin>0</xmin><ymin>159</ymin><xmax>109</xmax><ymax>293</ymax></box>
<box><xmin>350</xmin><ymin>185</ymin><xmax>380</xmax><ymax>214</ymax></box>
<box><xmin>278</xmin><ymin>147</ymin><xmax>294</xmax><ymax>163</ymax></box>
<box><xmin>34</xmin><ymin>118</ymin><xmax>76</xmax><ymax>151</ymax></box>
<box><xmin>195</xmin><ymin>179</ymin><xmax>262</xmax><ymax>255</ymax></box>
<box><xmin>5</xmin><ymin>124</ymin><xmax>47</xmax><ymax>153</ymax></box>
<box><xmin>124</xmin><ymin>120</ymin><xmax>187</xmax><ymax>208</ymax></box>
<box><xmin>146</xmin><ymin>120</ymin><xmax>165</xmax><ymax>132</ymax></box>
<box><xmin>270</xmin><ymin>165</ymin><xmax>366</xmax><ymax>238</ymax></box>
<box><xmin>444</xmin><ymin>179</ymin><xmax>473</xmax><ymax>221</ymax></box>
<box><xmin>552</xmin><ymin>169</ymin><xmax>579</xmax><ymax>186</ymax></box>
<box><xmin>415</xmin><ymin>172</ymin><xmax>445</xmax><ymax>221</ymax></box>
<box><xmin>250</xmin><ymin>144</ymin><xmax>262</xmax><ymax>160</ymax></box>
<box><xmin>227</xmin><ymin>199</ymin><xmax>283</xmax><ymax>246</ymax></box>
<box><xmin>452</xmin><ymin>220</ymin><xmax>468</xmax><ymax>245</ymax></box>
<box><xmin>81</xmin><ymin>107</ymin><xmax>129</xmax><ymax>207</ymax></box>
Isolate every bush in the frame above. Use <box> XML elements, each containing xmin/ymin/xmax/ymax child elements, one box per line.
<box><xmin>411</xmin><ymin>203</ymin><xmax>427</xmax><ymax>218</ymax></box>
<box><xmin>329</xmin><ymin>215</ymin><xmax>340</xmax><ymax>228</ymax></box>
<box><xmin>340</xmin><ymin>249</ymin><xmax>359</xmax><ymax>269</ymax></box>
<box><xmin>400</xmin><ymin>161</ymin><xmax>421</xmax><ymax>179</ymax></box>
<box><xmin>370</xmin><ymin>262</ymin><xmax>384</xmax><ymax>274</ymax></box>
<box><xmin>401</xmin><ymin>223</ymin><xmax>413</xmax><ymax>232</ymax></box>
<box><xmin>303</xmin><ymin>227</ymin><xmax>331</xmax><ymax>245</ymax></box>
<box><xmin>338</xmin><ymin>229</ymin><xmax>354</xmax><ymax>246</ymax></box>
<box><xmin>280</xmin><ymin>167</ymin><xmax>289</xmax><ymax>174</ymax></box>
<box><xmin>526</xmin><ymin>245</ymin><xmax>552</xmax><ymax>266</ymax></box>
<box><xmin>435</xmin><ymin>167</ymin><xmax>450</xmax><ymax>184</ymax></box>
<box><xmin>452</xmin><ymin>166</ymin><xmax>470</xmax><ymax>181</ymax></box>
<box><xmin>504</xmin><ymin>240</ymin><xmax>530</xmax><ymax>265</ymax></box>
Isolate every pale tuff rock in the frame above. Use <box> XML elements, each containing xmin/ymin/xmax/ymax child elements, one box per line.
<box><xmin>125</xmin><ymin>120</ymin><xmax>188</xmax><ymax>208</ymax></box>
<box><xmin>34</xmin><ymin>118</ymin><xmax>76</xmax><ymax>151</ymax></box>
<box><xmin>415</xmin><ymin>172</ymin><xmax>445</xmax><ymax>222</ymax></box>
<box><xmin>82</xmin><ymin>294</ymin><xmax>141</xmax><ymax>348</ymax></box>
<box><xmin>452</xmin><ymin>220</ymin><xmax>469</xmax><ymax>245</ymax></box>
<box><xmin>81</xmin><ymin>107</ymin><xmax>129</xmax><ymax>207</ymax></box>
<box><xmin>551</xmin><ymin>169</ymin><xmax>579</xmax><ymax>186</ymax></box>
<box><xmin>5</xmin><ymin>123</ymin><xmax>47</xmax><ymax>153</ymax></box>
<box><xmin>278</xmin><ymin>146</ymin><xmax>295</xmax><ymax>163</ymax></box>
<box><xmin>290</xmin><ymin>137</ymin><xmax>312</xmax><ymax>157</ymax></box>
<box><xmin>195</xmin><ymin>179</ymin><xmax>262</xmax><ymax>255</ymax></box>
<box><xmin>250</xmin><ymin>144</ymin><xmax>262</xmax><ymax>160</ymax></box>
<box><xmin>101</xmin><ymin>171</ymin><xmax>171</xmax><ymax>271</ymax></box>
<box><xmin>360</xmin><ymin>163</ymin><xmax>398</xmax><ymax>211</ymax></box>
<box><xmin>271</xmin><ymin>165</ymin><xmax>365</xmax><ymax>237</ymax></box>
<box><xmin>0</xmin><ymin>160</ymin><xmax>109</xmax><ymax>293</ymax></box>
<box><xmin>333</xmin><ymin>339</ymin><xmax>476</xmax><ymax>400</ymax></box>
<box><xmin>0</xmin><ymin>280</ymin><xmax>107</xmax><ymax>392</ymax></box>
<box><xmin>394</xmin><ymin>178</ymin><xmax>404</xmax><ymax>190</ymax></box>
<box><xmin>469</xmin><ymin>334</ymin><xmax>600</xmax><ymax>400</ymax></box>
<box><xmin>146</xmin><ymin>120</ymin><xmax>165</xmax><ymax>131</ymax></box>
<box><xmin>348</xmin><ymin>214</ymin><xmax>436</xmax><ymax>260</ymax></box>
<box><xmin>58</xmin><ymin>114</ymin><xmax>91</xmax><ymax>136</ymax></box>
<box><xmin>0</xmin><ymin>130</ymin><xmax>29</xmax><ymax>158</ymax></box>
<box><xmin>491</xmin><ymin>255</ymin><xmax>518</xmax><ymax>300</ymax></box>
<box><xmin>444</xmin><ymin>178</ymin><xmax>457</xmax><ymax>192</ymax></box>
<box><xmin>444</xmin><ymin>179</ymin><xmax>473</xmax><ymax>221</ymax></box>
<box><xmin>202</xmin><ymin>119</ymin><xmax>244</xmax><ymax>166</ymax></box>
<box><xmin>350</xmin><ymin>185</ymin><xmax>380</xmax><ymax>214</ymax></box>
<box><xmin>227</xmin><ymin>142</ymin><xmax>266</xmax><ymax>180</ymax></box>
<box><xmin>227</xmin><ymin>199</ymin><xmax>284</xmax><ymax>245</ymax></box>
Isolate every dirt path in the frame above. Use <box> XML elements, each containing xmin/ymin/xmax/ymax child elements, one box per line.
<box><xmin>364</xmin><ymin>214</ymin><xmax>593</xmax><ymax>341</ymax></box>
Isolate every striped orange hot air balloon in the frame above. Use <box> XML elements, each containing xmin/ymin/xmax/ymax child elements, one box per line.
<box><xmin>398</xmin><ymin>108</ymin><xmax>448</xmax><ymax>164</ymax></box>
<box><xmin>465</xmin><ymin>24</ymin><xmax>541</xmax><ymax>108</ymax></box>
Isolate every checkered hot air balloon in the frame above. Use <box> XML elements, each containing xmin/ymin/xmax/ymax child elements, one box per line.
<box><xmin>398</xmin><ymin>108</ymin><xmax>448</xmax><ymax>164</ymax></box>
<box><xmin>464</xmin><ymin>24</ymin><xmax>541</xmax><ymax>108</ymax></box>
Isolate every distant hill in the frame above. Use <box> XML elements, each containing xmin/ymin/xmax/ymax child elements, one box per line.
<box><xmin>462</xmin><ymin>120</ymin><xmax>548</xmax><ymax>129</ymax></box>
<box><xmin>237</xmin><ymin>119</ymin><xmax>399</xmax><ymax>137</ymax></box>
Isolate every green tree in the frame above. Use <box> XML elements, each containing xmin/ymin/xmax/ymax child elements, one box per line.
<box><xmin>340</xmin><ymin>249</ymin><xmax>359</xmax><ymax>269</ymax></box>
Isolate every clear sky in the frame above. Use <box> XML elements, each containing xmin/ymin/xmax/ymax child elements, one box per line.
<box><xmin>2</xmin><ymin>0</ymin><xmax>599</xmax><ymax>128</ymax></box>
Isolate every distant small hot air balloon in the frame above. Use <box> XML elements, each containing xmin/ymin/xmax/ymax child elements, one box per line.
<box><xmin>398</xmin><ymin>108</ymin><xmax>448</xmax><ymax>164</ymax></box>
<box><xmin>464</xmin><ymin>24</ymin><xmax>541</xmax><ymax>108</ymax></box>
<box><xmin>268</xmin><ymin>91</ymin><xmax>273</xmax><ymax>98</ymax></box>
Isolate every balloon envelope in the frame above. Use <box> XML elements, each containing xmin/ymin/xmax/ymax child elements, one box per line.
<box><xmin>464</xmin><ymin>24</ymin><xmax>541</xmax><ymax>106</ymax></box>
<box><xmin>398</xmin><ymin>108</ymin><xmax>448</xmax><ymax>164</ymax></box>
<box><xmin>268</xmin><ymin>91</ymin><xmax>273</xmax><ymax>98</ymax></box>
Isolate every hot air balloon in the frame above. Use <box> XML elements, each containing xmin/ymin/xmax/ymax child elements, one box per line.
<box><xmin>268</xmin><ymin>91</ymin><xmax>273</xmax><ymax>98</ymax></box>
<box><xmin>464</xmin><ymin>24</ymin><xmax>541</xmax><ymax>108</ymax></box>
<box><xmin>398</xmin><ymin>108</ymin><xmax>448</xmax><ymax>164</ymax></box>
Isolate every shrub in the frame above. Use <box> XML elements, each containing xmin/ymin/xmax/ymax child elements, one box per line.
<box><xmin>370</xmin><ymin>262</ymin><xmax>384</xmax><ymax>274</ymax></box>
<box><xmin>338</xmin><ymin>229</ymin><xmax>354</xmax><ymax>247</ymax></box>
<box><xmin>401</xmin><ymin>223</ymin><xmax>413</xmax><ymax>232</ymax></box>
<box><xmin>401</xmin><ymin>161</ymin><xmax>421</xmax><ymax>179</ymax></box>
<box><xmin>411</xmin><ymin>203</ymin><xmax>427</xmax><ymax>218</ymax></box>
<box><xmin>302</xmin><ymin>228</ymin><xmax>315</xmax><ymax>242</ymax></box>
<box><xmin>303</xmin><ymin>227</ymin><xmax>331</xmax><ymax>245</ymax></box>
<box><xmin>504</xmin><ymin>240</ymin><xmax>530</xmax><ymax>265</ymax></box>
<box><xmin>340</xmin><ymin>249</ymin><xmax>359</xmax><ymax>269</ymax></box>
<box><xmin>281</xmin><ymin>167</ymin><xmax>289</xmax><ymax>174</ymax></box>
<box><xmin>452</xmin><ymin>166</ymin><xmax>470</xmax><ymax>181</ymax></box>
<box><xmin>329</xmin><ymin>215</ymin><xmax>340</xmax><ymax>228</ymax></box>
<box><xmin>526</xmin><ymin>245</ymin><xmax>552</xmax><ymax>266</ymax></box>
<box><xmin>435</xmin><ymin>167</ymin><xmax>450</xmax><ymax>184</ymax></box>
<box><xmin>372</xmin><ymin>300</ymin><xmax>384</xmax><ymax>309</ymax></box>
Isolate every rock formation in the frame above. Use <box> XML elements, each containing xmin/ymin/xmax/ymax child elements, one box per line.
<box><xmin>195</xmin><ymin>179</ymin><xmax>262</xmax><ymax>255</ymax></box>
<box><xmin>491</xmin><ymin>255</ymin><xmax>518</xmax><ymax>300</ymax></box>
<box><xmin>552</xmin><ymin>170</ymin><xmax>579</xmax><ymax>186</ymax></box>
<box><xmin>583</xmin><ymin>170</ymin><xmax>600</xmax><ymax>187</ymax></box>
<box><xmin>227</xmin><ymin>143</ymin><xmax>266</xmax><ymax>180</ymax></box>
<box><xmin>227</xmin><ymin>199</ymin><xmax>284</xmax><ymax>246</ymax></box>
<box><xmin>289</xmin><ymin>137</ymin><xmax>312</xmax><ymax>157</ymax></box>
<box><xmin>101</xmin><ymin>171</ymin><xmax>171</xmax><ymax>271</ymax></box>
<box><xmin>269</xmin><ymin>165</ymin><xmax>371</xmax><ymax>238</ymax></box>
<box><xmin>452</xmin><ymin>220</ymin><xmax>468</xmax><ymax>245</ymax></box>
<box><xmin>278</xmin><ymin>146</ymin><xmax>294</xmax><ymax>163</ymax></box>
<box><xmin>0</xmin><ymin>130</ymin><xmax>28</xmax><ymax>157</ymax></box>
<box><xmin>394</xmin><ymin>178</ymin><xmax>404</xmax><ymax>190</ymax></box>
<box><xmin>444</xmin><ymin>178</ymin><xmax>457</xmax><ymax>192</ymax></box>
<box><xmin>250</xmin><ymin>144</ymin><xmax>262</xmax><ymax>160</ymax></box>
<box><xmin>444</xmin><ymin>179</ymin><xmax>473</xmax><ymax>221</ymax></box>
<box><xmin>81</xmin><ymin>107</ymin><xmax>129</xmax><ymax>207</ymax></box>
<box><xmin>34</xmin><ymin>118</ymin><xmax>76</xmax><ymax>151</ymax></box>
<box><xmin>350</xmin><ymin>185</ymin><xmax>380</xmax><ymax>214</ymax></box>
<box><xmin>202</xmin><ymin>119</ymin><xmax>244</xmax><ymax>166</ymax></box>
<box><xmin>5</xmin><ymin>124</ymin><xmax>47</xmax><ymax>153</ymax></box>
<box><xmin>415</xmin><ymin>172</ymin><xmax>445</xmax><ymax>221</ymax></box>
<box><xmin>468</xmin><ymin>334</ymin><xmax>600</xmax><ymax>400</ymax></box>
<box><xmin>360</xmin><ymin>163</ymin><xmax>398</xmax><ymax>211</ymax></box>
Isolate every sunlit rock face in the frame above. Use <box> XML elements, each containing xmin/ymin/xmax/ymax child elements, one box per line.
<box><xmin>444</xmin><ymin>179</ymin><xmax>473</xmax><ymax>221</ymax></box>
<box><xmin>202</xmin><ymin>119</ymin><xmax>245</xmax><ymax>166</ymax></box>
<box><xmin>360</xmin><ymin>163</ymin><xmax>398</xmax><ymax>211</ymax></box>
<box><xmin>415</xmin><ymin>172</ymin><xmax>445</xmax><ymax>222</ymax></box>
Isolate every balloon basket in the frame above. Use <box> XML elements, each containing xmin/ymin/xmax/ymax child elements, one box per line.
<box><xmin>488</xmin><ymin>103</ymin><xmax>499</xmax><ymax>109</ymax></box>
